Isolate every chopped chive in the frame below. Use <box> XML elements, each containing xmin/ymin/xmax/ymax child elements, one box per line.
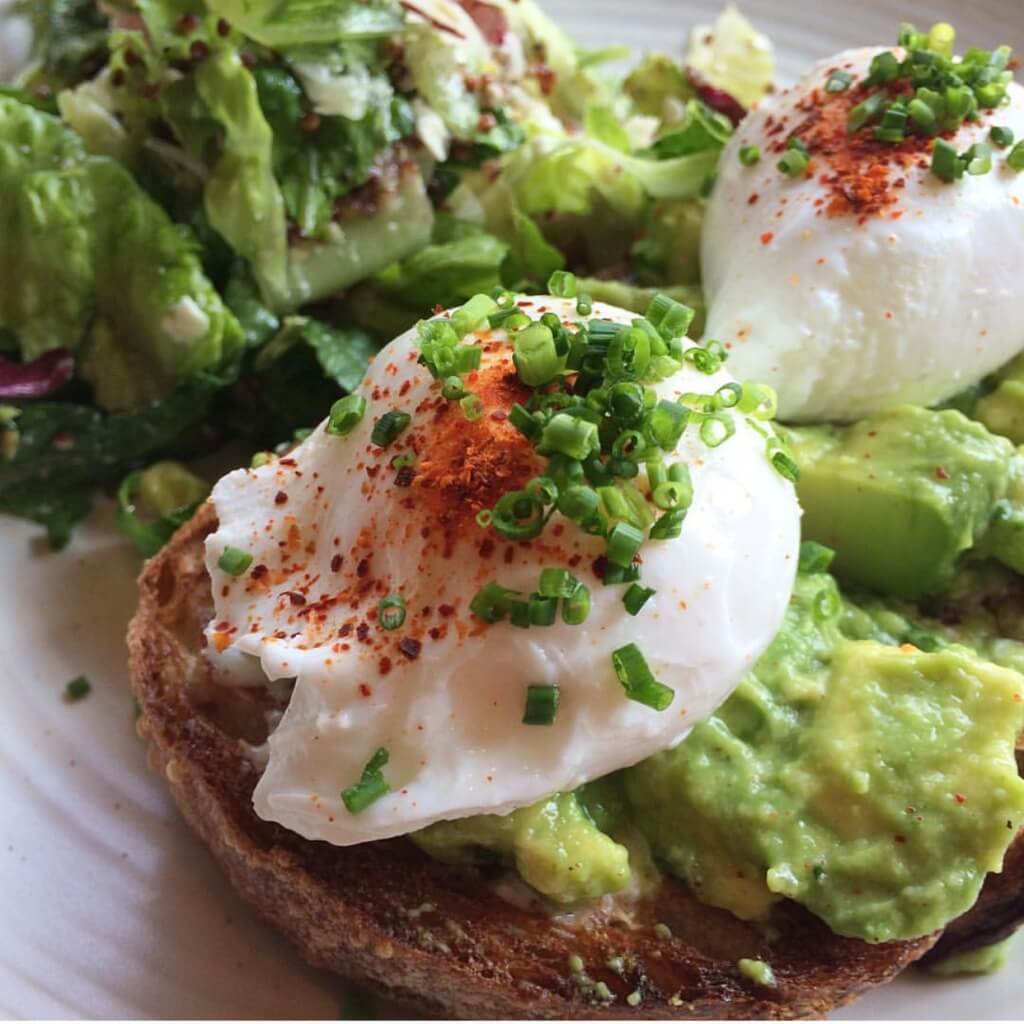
<box><xmin>378</xmin><ymin>594</ymin><xmax>407</xmax><ymax>631</ymax></box>
<box><xmin>647</xmin><ymin>399</ymin><xmax>689</xmax><ymax>450</ymax></box>
<box><xmin>798</xmin><ymin>540</ymin><xmax>835</xmax><ymax>575</ymax></box>
<box><xmin>528</xmin><ymin>594</ymin><xmax>557</xmax><ymax>626</ymax></box>
<box><xmin>931</xmin><ymin>137</ymin><xmax>963</xmax><ymax>181</ymax></box>
<box><xmin>470</xmin><ymin>581</ymin><xmax>522</xmax><ymax>623</ymax></box>
<box><xmin>645</xmin><ymin>294</ymin><xmax>695</xmax><ymax>341</ymax></box>
<box><xmin>64</xmin><ymin>675</ymin><xmax>91</xmax><ymax>702</ymax></box>
<box><xmin>847</xmin><ymin>92</ymin><xmax>885</xmax><ymax>132</ymax></box>
<box><xmin>1008</xmin><ymin>141</ymin><xmax>1024</xmax><ymax>171</ymax></box>
<box><xmin>964</xmin><ymin>142</ymin><xmax>992</xmax><ymax>175</ymax></box>
<box><xmin>460</xmin><ymin>393</ymin><xmax>484</xmax><ymax>420</ymax></box>
<box><xmin>562</xmin><ymin>583</ymin><xmax>591</xmax><ymax>625</ymax></box>
<box><xmin>450</xmin><ymin>293</ymin><xmax>498</xmax><ymax>337</ymax></box>
<box><xmin>576</xmin><ymin>294</ymin><xmax>593</xmax><ymax>316</ymax></box>
<box><xmin>777</xmin><ymin>148</ymin><xmax>808</xmax><ymax>176</ymax></box>
<box><xmin>825</xmin><ymin>69</ymin><xmax>853</xmax><ymax>93</ymax></box>
<box><xmin>623</xmin><ymin>584</ymin><xmax>655</xmax><ymax>616</ymax></box>
<box><xmin>606</xmin><ymin>521</ymin><xmax>643</xmax><ymax>568</ymax></box>
<box><xmin>538</xmin><ymin>413</ymin><xmax>599</xmax><ymax>461</ymax></box>
<box><xmin>649</xmin><ymin>507</ymin><xmax>687</xmax><ymax>540</ymax></box>
<box><xmin>990</xmin><ymin>126</ymin><xmax>1014</xmax><ymax>148</ymax></box>
<box><xmin>612</xmin><ymin>643</ymin><xmax>674</xmax><ymax>711</ymax></box>
<box><xmin>491</xmin><ymin>490</ymin><xmax>546</xmax><ymax>541</ymax></box>
<box><xmin>218</xmin><ymin>546</ymin><xmax>253</xmax><ymax>576</ymax></box>
<box><xmin>326</xmin><ymin>394</ymin><xmax>367</xmax><ymax>436</ymax></box>
<box><xmin>342</xmin><ymin>748</ymin><xmax>390</xmax><ymax>814</ymax></box>
<box><xmin>538</xmin><ymin>568</ymin><xmax>581</xmax><ymax>599</ymax></box>
<box><xmin>522</xmin><ymin>684</ymin><xmax>560</xmax><ymax>725</ymax></box>
<box><xmin>547</xmin><ymin>270</ymin><xmax>578</xmax><ymax>298</ymax></box>
<box><xmin>441</xmin><ymin>376</ymin><xmax>466</xmax><ymax>400</ymax></box>
<box><xmin>770</xmin><ymin>446</ymin><xmax>801</xmax><ymax>482</ymax></box>
<box><xmin>739</xmin><ymin>144</ymin><xmax>761</xmax><ymax>166</ymax></box>
<box><xmin>371</xmin><ymin>410</ymin><xmax>411</xmax><ymax>449</ymax></box>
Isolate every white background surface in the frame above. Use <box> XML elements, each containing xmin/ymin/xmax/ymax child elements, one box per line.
<box><xmin>2</xmin><ymin>0</ymin><xmax>1024</xmax><ymax>1018</ymax></box>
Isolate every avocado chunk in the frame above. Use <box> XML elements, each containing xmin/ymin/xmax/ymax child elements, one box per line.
<box><xmin>784</xmin><ymin>407</ymin><xmax>1014</xmax><ymax>599</ymax></box>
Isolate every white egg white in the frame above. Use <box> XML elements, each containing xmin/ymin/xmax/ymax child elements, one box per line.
<box><xmin>703</xmin><ymin>47</ymin><xmax>1024</xmax><ymax>423</ymax></box>
<box><xmin>205</xmin><ymin>297</ymin><xmax>801</xmax><ymax>846</ymax></box>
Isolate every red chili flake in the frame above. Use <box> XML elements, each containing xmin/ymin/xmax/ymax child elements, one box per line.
<box><xmin>760</xmin><ymin>232</ymin><xmax>774</xmax><ymax>245</ymax></box>
<box><xmin>477</xmin><ymin>111</ymin><xmax>497</xmax><ymax>132</ymax></box>
<box><xmin>177</xmin><ymin>12</ymin><xmax>200</xmax><ymax>32</ymax></box>
<box><xmin>356</xmin><ymin>622</ymin><xmax>371</xmax><ymax>643</ymax></box>
<box><xmin>190</xmin><ymin>40</ymin><xmax>209</xmax><ymax>62</ymax></box>
<box><xmin>592</xmin><ymin>555</ymin><xmax>608</xmax><ymax>580</ymax></box>
<box><xmin>274</xmin><ymin>490</ymin><xmax>288</xmax><ymax>505</ymax></box>
<box><xmin>301</xmin><ymin>111</ymin><xmax>321</xmax><ymax>132</ymax></box>
<box><xmin>216</xmin><ymin>17</ymin><xmax>231</xmax><ymax>36</ymax></box>
<box><xmin>240</xmin><ymin>51</ymin><xmax>258</xmax><ymax>70</ymax></box>
<box><xmin>339</xmin><ymin>623</ymin><xmax>353</xmax><ymax>638</ymax></box>
<box><xmin>954</xmin><ymin>792</ymin><xmax>967</xmax><ymax>805</ymax></box>
<box><xmin>894</xmin><ymin>834</ymin><xmax>907</xmax><ymax>844</ymax></box>
<box><xmin>357</xmin><ymin>558</ymin><xmax>371</xmax><ymax>578</ymax></box>
<box><xmin>395</xmin><ymin>465</ymin><xmax>415</xmax><ymax>488</ymax></box>
<box><xmin>935</xmin><ymin>465</ymin><xmax>950</xmax><ymax>480</ymax></box>
<box><xmin>280</xmin><ymin>458</ymin><xmax>297</xmax><ymax>467</ymax></box>
<box><xmin>359</xmin><ymin>683</ymin><xmax>372</xmax><ymax>698</ymax></box>
<box><xmin>429</xmin><ymin>627</ymin><xmax>442</xmax><ymax>641</ymax></box>
<box><xmin>747</xmin><ymin>193</ymin><xmax>759</xmax><ymax>206</ymax></box>
<box><xmin>379</xmin><ymin>657</ymin><xmax>393</xmax><ymax>675</ymax></box>
<box><xmin>251</xmin><ymin>564</ymin><xmax>269</xmax><ymax>581</ymax></box>
<box><xmin>399</xmin><ymin>638</ymin><xmax>422</xmax><ymax>660</ymax></box>
<box><xmin>51</xmin><ymin>431</ymin><xmax>75</xmax><ymax>451</ymax></box>
<box><xmin>503</xmin><ymin>546</ymin><xmax>515</xmax><ymax>564</ymax></box>
<box><xmin>479</xmin><ymin>538</ymin><xmax>496</xmax><ymax>559</ymax></box>
<box><xmin>432</xmin><ymin>304</ymin><xmax>446</xmax><ymax>316</ymax></box>
<box><xmin>439</xmin><ymin>604</ymin><xmax>455</xmax><ymax>618</ymax></box>
<box><xmin>111</xmin><ymin>69</ymin><xmax>126</xmax><ymax>87</ymax></box>
<box><xmin>330</xmin><ymin>554</ymin><xmax>344</xmax><ymax>573</ymax></box>
<box><xmin>285</xmin><ymin>591</ymin><xmax>307</xmax><ymax>607</ymax></box>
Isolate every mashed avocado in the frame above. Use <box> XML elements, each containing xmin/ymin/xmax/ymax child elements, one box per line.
<box><xmin>412</xmin><ymin>792</ymin><xmax>631</xmax><ymax>905</ymax></box>
<box><xmin>416</xmin><ymin>571</ymin><xmax>1024</xmax><ymax>938</ymax></box>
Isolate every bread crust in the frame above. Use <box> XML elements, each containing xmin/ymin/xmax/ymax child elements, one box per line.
<box><xmin>128</xmin><ymin>503</ymin><xmax>942</xmax><ymax>1019</ymax></box>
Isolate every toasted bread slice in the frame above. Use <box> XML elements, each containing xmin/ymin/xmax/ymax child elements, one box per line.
<box><xmin>127</xmin><ymin>503</ymin><xmax>940</xmax><ymax>1019</ymax></box>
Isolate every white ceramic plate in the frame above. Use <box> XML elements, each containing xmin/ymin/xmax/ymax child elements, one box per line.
<box><xmin>2</xmin><ymin>1</ymin><xmax>1023</xmax><ymax>1018</ymax></box>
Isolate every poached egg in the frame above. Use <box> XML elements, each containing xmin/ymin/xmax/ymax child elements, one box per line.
<box><xmin>205</xmin><ymin>297</ymin><xmax>800</xmax><ymax>846</ymax></box>
<box><xmin>703</xmin><ymin>47</ymin><xmax>1024</xmax><ymax>423</ymax></box>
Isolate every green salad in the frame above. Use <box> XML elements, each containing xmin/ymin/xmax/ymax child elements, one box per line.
<box><xmin>0</xmin><ymin>0</ymin><xmax>770</xmax><ymax>549</ymax></box>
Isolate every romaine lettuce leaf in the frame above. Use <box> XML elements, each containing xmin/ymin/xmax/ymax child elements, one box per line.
<box><xmin>205</xmin><ymin>0</ymin><xmax>404</xmax><ymax>49</ymax></box>
<box><xmin>0</xmin><ymin>95</ymin><xmax>243</xmax><ymax>409</ymax></box>
<box><xmin>195</xmin><ymin>49</ymin><xmax>292</xmax><ymax>311</ymax></box>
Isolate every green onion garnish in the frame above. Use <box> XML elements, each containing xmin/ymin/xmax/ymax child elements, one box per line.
<box><xmin>342</xmin><ymin>748</ymin><xmax>390</xmax><ymax>814</ymax></box>
<box><xmin>778</xmin><ymin>144</ymin><xmax>809</xmax><ymax>177</ymax></box>
<box><xmin>538</xmin><ymin>568</ymin><xmax>581</xmax><ymax>599</ymax></box>
<box><xmin>649</xmin><ymin>508</ymin><xmax>686</xmax><ymax>540</ymax></box>
<box><xmin>514</xmin><ymin>323</ymin><xmax>563</xmax><ymax>386</ymax></box>
<box><xmin>739</xmin><ymin>144</ymin><xmax>761</xmax><ymax>166</ymax></box>
<box><xmin>769</xmin><ymin>446</ymin><xmax>801</xmax><ymax>482</ymax></box>
<box><xmin>378</xmin><ymin>594</ymin><xmax>407</xmax><ymax>631</ymax></box>
<box><xmin>522</xmin><ymin>684</ymin><xmax>560</xmax><ymax>726</ymax></box>
<box><xmin>547</xmin><ymin>271</ymin><xmax>578</xmax><ymax>298</ymax></box>
<box><xmin>491</xmin><ymin>490</ymin><xmax>546</xmax><ymax>541</ymax></box>
<box><xmin>813</xmin><ymin>585</ymin><xmax>841</xmax><ymax>622</ymax></box>
<box><xmin>562</xmin><ymin>583</ymin><xmax>591</xmax><ymax>625</ymax></box>
<box><xmin>218</xmin><ymin>546</ymin><xmax>253</xmax><ymax>576</ymax></box>
<box><xmin>907</xmin><ymin>96</ymin><xmax>938</xmax><ymax>134</ymax></box>
<box><xmin>606</xmin><ymin>521</ymin><xmax>643</xmax><ymax>568</ymax></box>
<box><xmin>931</xmin><ymin>137</ymin><xmax>963</xmax><ymax>182</ymax></box>
<box><xmin>990</xmin><ymin>126</ymin><xmax>1015</xmax><ymax>147</ymax></box>
<box><xmin>612</xmin><ymin>643</ymin><xmax>674</xmax><ymax>711</ymax></box>
<box><xmin>371</xmin><ymin>410</ymin><xmax>411</xmax><ymax>449</ymax></box>
<box><xmin>1008</xmin><ymin>141</ymin><xmax>1024</xmax><ymax>171</ymax></box>
<box><xmin>470</xmin><ymin>581</ymin><xmax>522</xmax><ymax>623</ymax></box>
<box><xmin>648</xmin><ymin>400</ymin><xmax>688</xmax><ymax>450</ymax></box>
<box><xmin>825</xmin><ymin>70</ymin><xmax>853</xmax><ymax>93</ymax></box>
<box><xmin>460</xmin><ymin>394</ymin><xmax>484</xmax><ymax>420</ymax></box>
<box><xmin>528</xmin><ymin>594</ymin><xmax>557</xmax><ymax>626</ymax></box>
<box><xmin>538</xmin><ymin>413</ymin><xmax>599</xmax><ymax>461</ymax></box>
<box><xmin>645</xmin><ymin>294</ymin><xmax>695</xmax><ymax>342</ymax></box>
<box><xmin>450</xmin><ymin>293</ymin><xmax>498</xmax><ymax>338</ymax></box>
<box><xmin>847</xmin><ymin>92</ymin><xmax>885</xmax><ymax>133</ymax></box>
<box><xmin>700</xmin><ymin>414</ymin><xmax>735</xmax><ymax>448</ymax></box>
<box><xmin>963</xmin><ymin>142</ymin><xmax>992</xmax><ymax>175</ymax></box>
<box><xmin>798</xmin><ymin>540</ymin><xmax>835</xmax><ymax>575</ymax></box>
<box><xmin>64</xmin><ymin>675</ymin><xmax>91</xmax><ymax>702</ymax></box>
<box><xmin>865</xmin><ymin>50</ymin><xmax>900</xmax><ymax>86</ymax></box>
<box><xmin>327</xmin><ymin>394</ymin><xmax>367</xmax><ymax>437</ymax></box>
<box><xmin>442</xmin><ymin>376</ymin><xmax>466</xmax><ymax>400</ymax></box>
<box><xmin>623</xmin><ymin>584</ymin><xmax>655</xmax><ymax>616</ymax></box>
